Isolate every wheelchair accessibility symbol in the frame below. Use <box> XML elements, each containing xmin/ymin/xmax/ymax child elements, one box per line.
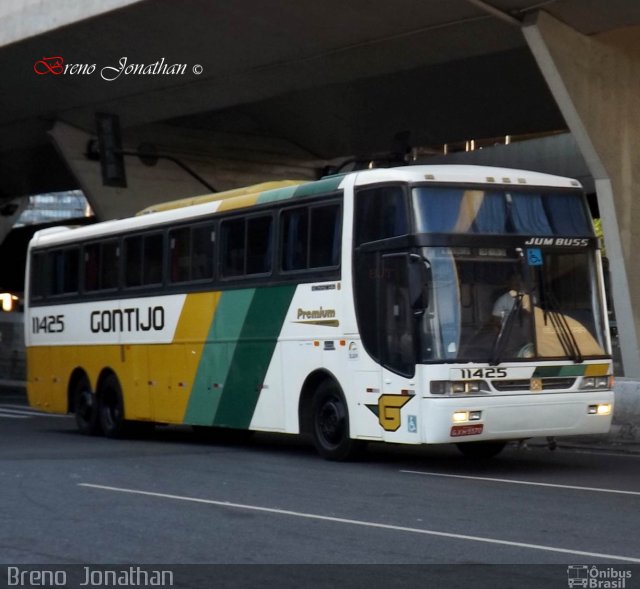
<box><xmin>527</xmin><ymin>248</ymin><xmax>543</xmax><ymax>266</ymax></box>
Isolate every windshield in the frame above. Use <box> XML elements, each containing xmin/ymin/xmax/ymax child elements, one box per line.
<box><xmin>416</xmin><ymin>246</ymin><xmax>608</xmax><ymax>363</ymax></box>
<box><xmin>412</xmin><ymin>186</ymin><xmax>592</xmax><ymax>235</ymax></box>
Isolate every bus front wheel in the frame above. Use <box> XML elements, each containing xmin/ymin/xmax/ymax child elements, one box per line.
<box><xmin>311</xmin><ymin>381</ymin><xmax>363</xmax><ymax>461</ymax></box>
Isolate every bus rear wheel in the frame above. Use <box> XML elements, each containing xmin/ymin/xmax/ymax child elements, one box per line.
<box><xmin>311</xmin><ymin>381</ymin><xmax>363</xmax><ymax>461</ymax></box>
<box><xmin>456</xmin><ymin>441</ymin><xmax>506</xmax><ymax>459</ymax></box>
<box><xmin>73</xmin><ymin>375</ymin><xmax>100</xmax><ymax>436</ymax></box>
<box><xmin>98</xmin><ymin>374</ymin><xmax>129</xmax><ymax>439</ymax></box>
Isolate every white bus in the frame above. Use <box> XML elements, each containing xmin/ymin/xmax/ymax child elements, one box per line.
<box><xmin>24</xmin><ymin>165</ymin><xmax>614</xmax><ymax>459</ymax></box>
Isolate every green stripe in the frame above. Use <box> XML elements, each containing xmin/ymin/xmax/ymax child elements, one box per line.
<box><xmin>184</xmin><ymin>289</ymin><xmax>255</xmax><ymax>425</ymax></box>
<box><xmin>213</xmin><ymin>285</ymin><xmax>296</xmax><ymax>428</ymax></box>
<box><xmin>293</xmin><ymin>175</ymin><xmax>345</xmax><ymax>198</ymax></box>
<box><xmin>185</xmin><ymin>285</ymin><xmax>296</xmax><ymax>428</ymax></box>
<box><xmin>257</xmin><ymin>175</ymin><xmax>345</xmax><ymax>205</ymax></box>
<box><xmin>533</xmin><ymin>365</ymin><xmax>586</xmax><ymax>378</ymax></box>
<box><xmin>256</xmin><ymin>184</ymin><xmax>300</xmax><ymax>204</ymax></box>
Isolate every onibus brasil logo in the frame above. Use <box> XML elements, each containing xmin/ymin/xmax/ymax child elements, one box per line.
<box><xmin>567</xmin><ymin>566</ymin><xmax>632</xmax><ymax>588</ymax></box>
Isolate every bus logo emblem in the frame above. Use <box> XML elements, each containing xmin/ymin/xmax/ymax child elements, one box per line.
<box><xmin>366</xmin><ymin>394</ymin><xmax>412</xmax><ymax>432</ymax></box>
<box><xmin>530</xmin><ymin>378</ymin><xmax>543</xmax><ymax>391</ymax></box>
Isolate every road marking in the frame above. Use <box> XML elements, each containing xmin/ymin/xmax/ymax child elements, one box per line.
<box><xmin>0</xmin><ymin>405</ymin><xmax>71</xmax><ymax>418</ymax></box>
<box><xmin>0</xmin><ymin>412</ymin><xmax>29</xmax><ymax>419</ymax></box>
<box><xmin>561</xmin><ymin>449</ymin><xmax>640</xmax><ymax>460</ymax></box>
<box><xmin>401</xmin><ymin>470</ymin><xmax>640</xmax><ymax>497</ymax></box>
<box><xmin>79</xmin><ymin>483</ymin><xmax>640</xmax><ymax>564</ymax></box>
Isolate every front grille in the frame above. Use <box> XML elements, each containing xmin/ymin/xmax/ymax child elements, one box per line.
<box><xmin>492</xmin><ymin>378</ymin><xmax>576</xmax><ymax>392</ymax></box>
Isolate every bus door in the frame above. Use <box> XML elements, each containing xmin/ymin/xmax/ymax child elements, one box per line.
<box><xmin>378</xmin><ymin>253</ymin><xmax>427</xmax><ymax>443</ymax></box>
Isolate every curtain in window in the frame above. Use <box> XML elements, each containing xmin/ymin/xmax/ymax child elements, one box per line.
<box><xmin>544</xmin><ymin>194</ymin><xmax>591</xmax><ymax>235</ymax></box>
<box><xmin>415</xmin><ymin>188</ymin><xmax>464</xmax><ymax>232</ymax></box>
<box><xmin>510</xmin><ymin>193</ymin><xmax>553</xmax><ymax>234</ymax></box>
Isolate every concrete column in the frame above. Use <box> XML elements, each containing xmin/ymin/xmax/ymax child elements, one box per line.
<box><xmin>523</xmin><ymin>12</ymin><xmax>640</xmax><ymax>377</ymax></box>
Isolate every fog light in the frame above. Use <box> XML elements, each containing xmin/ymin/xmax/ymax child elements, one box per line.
<box><xmin>452</xmin><ymin>411</ymin><xmax>469</xmax><ymax>423</ymax></box>
<box><xmin>597</xmin><ymin>403</ymin><xmax>612</xmax><ymax>415</ymax></box>
<box><xmin>588</xmin><ymin>403</ymin><xmax>612</xmax><ymax>415</ymax></box>
<box><xmin>469</xmin><ymin>410</ymin><xmax>482</xmax><ymax>421</ymax></box>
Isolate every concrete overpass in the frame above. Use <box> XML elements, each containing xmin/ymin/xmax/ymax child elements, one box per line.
<box><xmin>1</xmin><ymin>0</ymin><xmax>639</xmax><ymax>376</ymax></box>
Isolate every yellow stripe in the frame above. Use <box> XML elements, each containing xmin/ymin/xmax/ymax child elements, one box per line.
<box><xmin>150</xmin><ymin>292</ymin><xmax>221</xmax><ymax>423</ymax></box>
<box><xmin>173</xmin><ymin>291</ymin><xmax>220</xmax><ymax>343</ymax></box>
<box><xmin>217</xmin><ymin>193</ymin><xmax>262</xmax><ymax>212</ymax></box>
<box><xmin>584</xmin><ymin>363</ymin><xmax>610</xmax><ymax>376</ymax></box>
<box><xmin>27</xmin><ymin>293</ymin><xmax>222</xmax><ymax>423</ymax></box>
<box><xmin>136</xmin><ymin>181</ymin><xmax>304</xmax><ymax>214</ymax></box>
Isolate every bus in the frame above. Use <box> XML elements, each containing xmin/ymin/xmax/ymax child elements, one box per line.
<box><xmin>24</xmin><ymin>165</ymin><xmax>614</xmax><ymax>460</ymax></box>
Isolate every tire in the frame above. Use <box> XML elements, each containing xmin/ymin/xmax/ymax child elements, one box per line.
<box><xmin>456</xmin><ymin>441</ymin><xmax>507</xmax><ymax>459</ymax></box>
<box><xmin>311</xmin><ymin>380</ymin><xmax>363</xmax><ymax>461</ymax></box>
<box><xmin>98</xmin><ymin>374</ymin><xmax>129</xmax><ymax>439</ymax></box>
<box><xmin>73</xmin><ymin>375</ymin><xmax>101</xmax><ymax>436</ymax></box>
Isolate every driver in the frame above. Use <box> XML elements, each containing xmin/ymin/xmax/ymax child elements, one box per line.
<box><xmin>492</xmin><ymin>273</ymin><xmax>530</xmax><ymax>325</ymax></box>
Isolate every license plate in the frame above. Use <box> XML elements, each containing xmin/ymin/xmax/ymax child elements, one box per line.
<box><xmin>450</xmin><ymin>424</ymin><xmax>484</xmax><ymax>437</ymax></box>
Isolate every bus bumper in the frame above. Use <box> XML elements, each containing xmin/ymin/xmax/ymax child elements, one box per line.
<box><xmin>421</xmin><ymin>391</ymin><xmax>615</xmax><ymax>444</ymax></box>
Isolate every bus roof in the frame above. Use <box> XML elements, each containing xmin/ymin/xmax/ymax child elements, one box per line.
<box><xmin>351</xmin><ymin>164</ymin><xmax>583</xmax><ymax>189</ymax></box>
<box><xmin>135</xmin><ymin>180</ymin><xmax>307</xmax><ymax>215</ymax></box>
<box><xmin>28</xmin><ymin>165</ymin><xmax>583</xmax><ymax>249</ymax></box>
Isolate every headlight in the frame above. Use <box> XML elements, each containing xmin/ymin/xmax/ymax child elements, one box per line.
<box><xmin>431</xmin><ymin>380</ymin><xmax>487</xmax><ymax>395</ymax></box>
<box><xmin>451</xmin><ymin>410</ymin><xmax>483</xmax><ymax>423</ymax></box>
<box><xmin>580</xmin><ymin>375</ymin><xmax>613</xmax><ymax>390</ymax></box>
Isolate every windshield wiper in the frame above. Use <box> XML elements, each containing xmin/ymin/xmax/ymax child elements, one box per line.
<box><xmin>489</xmin><ymin>291</ymin><xmax>524</xmax><ymax>366</ymax></box>
<box><xmin>538</xmin><ymin>271</ymin><xmax>583</xmax><ymax>363</ymax></box>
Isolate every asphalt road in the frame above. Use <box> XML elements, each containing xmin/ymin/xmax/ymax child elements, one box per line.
<box><xmin>1</xmin><ymin>393</ymin><xmax>639</xmax><ymax>586</ymax></box>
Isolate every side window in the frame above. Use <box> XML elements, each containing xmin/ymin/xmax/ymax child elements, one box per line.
<box><xmin>124</xmin><ymin>233</ymin><xmax>163</xmax><ymax>288</ymax></box>
<box><xmin>84</xmin><ymin>240</ymin><xmax>119</xmax><ymax>292</ymax></box>
<box><xmin>169</xmin><ymin>227</ymin><xmax>191</xmax><ymax>283</ymax></box>
<box><xmin>246</xmin><ymin>216</ymin><xmax>272</xmax><ymax>275</ymax></box>
<box><xmin>310</xmin><ymin>204</ymin><xmax>341</xmax><ymax>268</ymax></box>
<box><xmin>143</xmin><ymin>233</ymin><xmax>163</xmax><ymax>285</ymax></box>
<box><xmin>50</xmin><ymin>248</ymin><xmax>80</xmax><ymax>295</ymax></box>
<box><xmin>281</xmin><ymin>202</ymin><xmax>341</xmax><ymax>272</ymax></box>
<box><xmin>281</xmin><ymin>208</ymin><xmax>308</xmax><ymax>271</ymax></box>
<box><xmin>101</xmin><ymin>240</ymin><xmax>119</xmax><ymax>289</ymax></box>
<box><xmin>30</xmin><ymin>253</ymin><xmax>47</xmax><ymax>300</ymax></box>
<box><xmin>221</xmin><ymin>218</ymin><xmax>245</xmax><ymax>277</ymax></box>
<box><xmin>124</xmin><ymin>236</ymin><xmax>143</xmax><ymax>287</ymax></box>
<box><xmin>355</xmin><ymin>186</ymin><xmax>408</xmax><ymax>246</ymax></box>
<box><xmin>84</xmin><ymin>244</ymin><xmax>100</xmax><ymax>292</ymax></box>
<box><xmin>191</xmin><ymin>224</ymin><xmax>214</xmax><ymax>281</ymax></box>
<box><xmin>221</xmin><ymin>216</ymin><xmax>273</xmax><ymax>278</ymax></box>
<box><xmin>170</xmin><ymin>224</ymin><xmax>215</xmax><ymax>284</ymax></box>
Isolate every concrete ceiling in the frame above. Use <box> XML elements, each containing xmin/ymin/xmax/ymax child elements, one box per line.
<box><xmin>1</xmin><ymin>0</ymin><xmax>640</xmax><ymax>198</ymax></box>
